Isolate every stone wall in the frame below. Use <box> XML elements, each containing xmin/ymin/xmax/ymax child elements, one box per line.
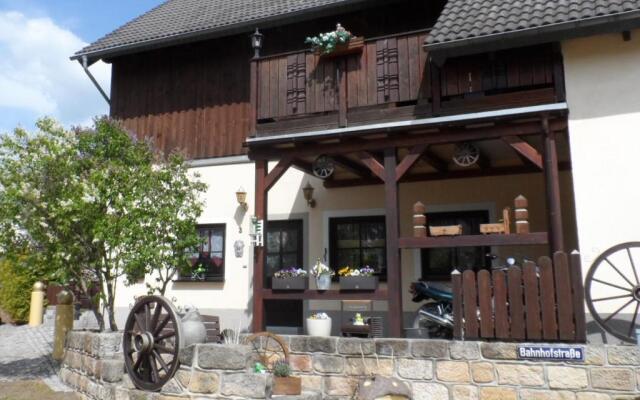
<box><xmin>60</xmin><ymin>331</ymin><xmax>640</xmax><ymax>400</ymax></box>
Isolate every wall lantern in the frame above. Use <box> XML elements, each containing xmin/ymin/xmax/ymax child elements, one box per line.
<box><xmin>250</xmin><ymin>28</ymin><xmax>263</xmax><ymax>59</ymax></box>
<box><xmin>236</xmin><ymin>187</ymin><xmax>248</xmax><ymax>211</ymax></box>
<box><xmin>302</xmin><ymin>182</ymin><xmax>316</xmax><ymax>208</ymax></box>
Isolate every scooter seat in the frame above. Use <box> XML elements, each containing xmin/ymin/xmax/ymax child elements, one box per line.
<box><xmin>413</xmin><ymin>282</ymin><xmax>453</xmax><ymax>302</ymax></box>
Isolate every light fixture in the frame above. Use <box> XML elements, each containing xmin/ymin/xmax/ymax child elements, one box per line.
<box><xmin>236</xmin><ymin>187</ymin><xmax>248</xmax><ymax>211</ymax></box>
<box><xmin>250</xmin><ymin>28</ymin><xmax>263</xmax><ymax>59</ymax></box>
<box><xmin>302</xmin><ymin>182</ymin><xmax>316</xmax><ymax>208</ymax></box>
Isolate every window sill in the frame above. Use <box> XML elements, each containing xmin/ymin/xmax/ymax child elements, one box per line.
<box><xmin>173</xmin><ymin>278</ymin><xmax>225</xmax><ymax>283</ymax></box>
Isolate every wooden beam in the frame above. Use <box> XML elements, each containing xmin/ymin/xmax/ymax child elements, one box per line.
<box><xmin>430</xmin><ymin>62</ymin><xmax>441</xmax><ymax>116</ymax></box>
<box><xmin>252</xmin><ymin>160</ymin><xmax>268</xmax><ymax>333</ymax></box>
<box><xmin>476</xmin><ymin>148</ymin><xmax>492</xmax><ymax>169</ymax></box>
<box><xmin>264</xmin><ymin>157</ymin><xmax>292</xmax><ymax>192</ymax></box>
<box><xmin>542</xmin><ymin>118</ymin><xmax>564</xmax><ymax>253</ymax></box>
<box><xmin>384</xmin><ymin>148</ymin><xmax>403</xmax><ymax>338</ymax></box>
<box><xmin>399</xmin><ymin>232</ymin><xmax>549</xmax><ymax>249</ymax></box>
<box><xmin>338</xmin><ymin>60</ymin><xmax>348</xmax><ymax>127</ymax></box>
<box><xmin>359</xmin><ymin>152</ymin><xmax>386</xmax><ymax>182</ymax></box>
<box><xmin>249</xmin><ymin>119</ymin><xmax>567</xmax><ymax>161</ymax></box>
<box><xmin>332</xmin><ymin>155</ymin><xmax>372</xmax><ymax>179</ymax></box>
<box><xmin>262</xmin><ymin>288</ymin><xmax>389</xmax><ymax>300</ymax></box>
<box><xmin>291</xmin><ymin>158</ymin><xmax>314</xmax><ymax>176</ymax></box>
<box><xmin>502</xmin><ymin>136</ymin><xmax>543</xmax><ymax>170</ymax></box>
<box><xmin>396</xmin><ymin>144</ymin><xmax>427</xmax><ymax>182</ymax></box>
<box><xmin>249</xmin><ymin>59</ymin><xmax>258</xmax><ymax>136</ymax></box>
<box><xmin>422</xmin><ymin>148</ymin><xmax>448</xmax><ymax>172</ymax></box>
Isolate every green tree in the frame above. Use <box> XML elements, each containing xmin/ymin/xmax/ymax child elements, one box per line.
<box><xmin>0</xmin><ymin>117</ymin><xmax>206</xmax><ymax>331</ymax></box>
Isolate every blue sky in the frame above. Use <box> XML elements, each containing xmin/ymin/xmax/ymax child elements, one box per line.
<box><xmin>0</xmin><ymin>0</ymin><xmax>163</xmax><ymax>133</ymax></box>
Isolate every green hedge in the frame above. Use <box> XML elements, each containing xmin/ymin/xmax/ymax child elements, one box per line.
<box><xmin>0</xmin><ymin>260</ymin><xmax>38</xmax><ymax>323</ymax></box>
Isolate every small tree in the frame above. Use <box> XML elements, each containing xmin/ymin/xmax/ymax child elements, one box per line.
<box><xmin>0</xmin><ymin>117</ymin><xmax>206</xmax><ymax>331</ymax></box>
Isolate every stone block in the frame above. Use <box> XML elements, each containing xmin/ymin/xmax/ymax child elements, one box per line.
<box><xmin>114</xmin><ymin>387</ymin><xmax>130</xmax><ymax>400</ymax></box>
<box><xmin>576</xmin><ymin>393</ymin><xmax>611</xmax><ymax>400</ymax></box>
<box><xmin>396</xmin><ymin>358</ymin><xmax>433</xmax><ymax>380</ymax></box>
<box><xmin>374</xmin><ymin>339</ymin><xmax>409</xmax><ymax>356</ymax></box>
<box><xmin>289</xmin><ymin>354</ymin><xmax>312</xmax><ymax>372</ymax></box>
<box><xmin>271</xmin><ymin>392</ymin><xmax>322</xmax><ymax>400</ymax></box>
<box><xmin>312</xmin><ymin>354</ymin><xmax>344</xmax><ymax>374</ymax></box>
<box><xmin>337</xmin><ymin>338</ymin><xmax>374</xmax><ymax>355</ymax></box>
<box><xmin>345</xmin><ymin>357</ymin><xmax>393</xmax><ymax>376</ymax></box>
<box><xmin>452</xmin><ymin>385</ymin><xmax>478</xmax><ymax>400</ymax></box>
<box><xmin>179</xmin><ymin>345</ymin><xmax>196</xmax><ymax>367</ymax></box>
<box><xmin>66</xmin><ymin>331</ymin><xmax>86</xmax><ymax>351</ymax></box>
<box><xmin>121</xmin><ymin>373</ymin><xmax>136</xmax><ymax>389</ymax></box>
<box><xmin>94</xmin><ymin>332</ymin><xmax>123</xmax><ymax>358</ymax></box>
<box><xmin>548</xmin><ymin>366</ymin><xmax>588</xmax><ymax>389</ymax></box>
<box><xmin>479</xmin><ymin>387</ymin><xmax>517</xmax><ymax>400</ymax></box>
<box><xmin>175</xmin><ymin>368</ymin><xmax>191</xmax><ymax>388</ymax></box>
<box><xmin>221</xmin><ymin>373</ymin><xmax>269</xmax><ymax>398</ymax></box>
<box><xmin>583</xmin><ymin>346</ymin><xmax>605</xmax><ymax>366</ymax></box>
<box><xmin>608</xmin><ymin>346</ymin><xmax>640</xmax><ymax>365</ymax></box>
<box><xmin>188</xmin><ymin>370</ymin><xmax>220</xmax><ymax>394</ymax></box>
<box><xmin>480</xmin><ymin>342</ymin><xmax>517</xmax><ymax>360</ymax></box>
<box><xmin>160</xmin><ymin>378</ymin><xmax>183</xmax><ymax>394</ymax></box>
<box><xmin>290</xmin><ymin>336</ymin><xmax>337</xmax><ymax>353</ymax></box>
<box><xmin>495</xmin><ymin>363</ymin><xmax>544</xmax><ymax>386</ymax></box>
<box><xmin>470</xmin><ymin>362</ymin><xmax>494</xmax><ymax>383</ymax></box>
<box><xmin>197</xmin><ymin>344</ymin><xmax>249</xmax><ymax>370</ymax></box>
<box><xmin>324</xmin><ymin>376</ymin><xmax>357</xmax><ymax>396</ymax></box>
<box><xmin>155</xmin><ymin>395</ymin><xmax>189</xmax><ymax>400</ymax></box>
<box><xmin>591</xmin><ymin>368</ymin><xmax>636</xmax><ymax>391</ymax></box>
<box><xmin>450</xmin><ymin>341</ymin><xmax>480</xmax><ymax>360</ymax></box>
<box><xmin>411</xmin><ymin>340</ymin><xmax>448</xmax><ymax>358</ymax></box>
<box><xmin>128</xmin><ymin>390</ymin><xmax>155</xmax><ymax>400</ymax></box>
<box><xmin>97</xmin><ymin>359</ymin><xmax>124</xmax><ymax>383</ymax></box>
<box><xmin>301</xmin><ymin>375</ymin><xmax>322</xmax><ymax>392</ymax></box>
<box><xmin>412</xmin><ymin>382</ymin><xmax>449</xmax><ymax>400</ymax></box>
<box><xmin>436</xmin><ymin>361</ymin><xmax>471</xmax><ymax>383</ymax></box>
<box><xmin>519</xmin><ymin>389</ymin><xmax>576</xmax><ymax>400</ymax></box>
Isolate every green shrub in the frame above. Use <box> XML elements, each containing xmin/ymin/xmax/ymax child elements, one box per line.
<box><xmin>273</xmin><ymin>360</ymin><xmax>292</xmax><ymax>377</ymax></box>
<box><xmin>0</xmin><ymin>259</ymin><xmax>38</xmax><ymax>323</ymax></box>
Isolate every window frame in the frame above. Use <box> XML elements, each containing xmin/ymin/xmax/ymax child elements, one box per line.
<box><xmin>178</xmin><ymin>223</ymin><xmax>226</xmax><ymax>282</ymax></box>
<box><xmin>265</xmin><ymin>219</ymin><xmax>304</xmax><ymax>285</ymax></box>
<box><xmin>329</xmin><ymin>215</ymin><xmax>387</xmax><ymax>281</ymax></box>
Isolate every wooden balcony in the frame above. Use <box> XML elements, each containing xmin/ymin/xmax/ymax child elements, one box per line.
<box><xmin>251</xmin><ymin>30</ymin><xmax>563</xmax><ymax>137</ymax></box>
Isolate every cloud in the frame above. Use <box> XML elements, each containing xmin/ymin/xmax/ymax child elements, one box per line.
<box><xmin>0</xmin><ymin>10</ymin><xmax>110</xmax><ymax>131</ymax></box>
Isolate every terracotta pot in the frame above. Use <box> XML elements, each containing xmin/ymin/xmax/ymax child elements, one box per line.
<box><xmin>273</xmin><ymin>376</ymin><xmax>301</xmax><ymax>395</ymax></box>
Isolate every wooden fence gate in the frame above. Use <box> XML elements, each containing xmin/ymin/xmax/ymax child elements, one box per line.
<box><xmin>452</xmin><ymin>251</ymin><xmax>586</xmax><ymax>342</ymax></box>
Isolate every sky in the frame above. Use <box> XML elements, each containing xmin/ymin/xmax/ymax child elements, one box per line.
<box><xmin>0</xmin><ymin>0</ymin><xmax>164</xmax><ymax>134</ymax></box>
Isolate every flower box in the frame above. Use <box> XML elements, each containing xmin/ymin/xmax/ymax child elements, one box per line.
<box><xmin>272</xmin><ymin>276</ymin><xmax>308</xmax><ymax>290</ymax></box>
<box><xmin>318</xmin><ymin>37</ymin><xmax>364</xmax><ymax>59</ymax></box>
<box><xmin>273</xmin><ymin>376</ymin><xmax>302</xmax><ymax>395</ymax></box>
<box><xmin>339</xmin><ymin>276</ymin><xmax>378</xmax><ymax>291</ymax></box>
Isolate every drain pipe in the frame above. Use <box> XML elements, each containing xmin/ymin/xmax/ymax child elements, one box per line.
<box><xmin>79</xmin><ymin>55</ymin><xmax>110</xmax><ymax>105</ymax></box>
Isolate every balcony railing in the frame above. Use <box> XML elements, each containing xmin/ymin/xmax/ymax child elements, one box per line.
<box><xmin>252</xmin><ymin>30</ymin><xmax>562</xmax><ymax>136</ymax></box>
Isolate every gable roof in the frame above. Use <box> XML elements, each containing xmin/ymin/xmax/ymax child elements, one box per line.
<box><xmin>73</xmin><ymin>0</ymin><xmax>367</xmax><ymax>62</ymax></box>
<box><xmin>426</xmin><ymin>0</ymin><xmax>640</xmax><ymax>57</ymax></box>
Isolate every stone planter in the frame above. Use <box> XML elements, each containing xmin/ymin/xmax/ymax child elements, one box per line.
<box><xmin>315</xmin><ymin>274</ymin><xmax>332</xmax><ymax>290</ymax></box>
<box><xmin>272</xmin><ymin>276</ymin><xmax>308</xmax><ymax>290</ymax></box>
<box><xmin>272</xmin><ymin>376</ymin><xmax>301</xmax><ymax>395</ymax></box>
<box><xmin>306</xmin><ymin>317</ymin><xmax>332</xmax><ymax>336</ymax></box>
<box><xmin>339</xmin><ymin>276</ymin><xmax>378</xmax><ymax>290</ymax></box>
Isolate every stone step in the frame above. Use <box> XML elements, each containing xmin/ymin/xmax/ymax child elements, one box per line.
<box><xmin>271</xmin><ymin>391</ymin><xmax>322</xmax><ymax>400</ymax></box>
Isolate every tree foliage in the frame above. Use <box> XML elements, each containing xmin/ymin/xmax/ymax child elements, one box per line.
<box><xmin>0</xmin><ymin>117</ymin><xmax>206</xmax><ymax>331</ymax></box>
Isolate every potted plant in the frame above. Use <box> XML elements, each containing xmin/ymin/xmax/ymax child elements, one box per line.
<box><xmin>338</xmin><ymin>266</ymin><xmax>378</xmax><ymax>290</ymax></box>
<box><xmin>305</xmin><ymin>23</ymin><xmax>363</xmax><ymax>58</ymax></box>
<box><xmin>311</xmin><ymin>258</ymin><xmax>334</xmax><ymax>290</ymax></box>
<box><xmin>272</xmin><ymin>360</ymin><xmax>301</xmax><ymax>396</ymax></box>
<box><xmin>306</xmin><ymin>312</ymin><xmax>332</xmax><ymax>336</ymax></box>
<box><xmin>272</xmin><ymin>268</ymin><xmax>308</xmax><ymax>290</ymax></box>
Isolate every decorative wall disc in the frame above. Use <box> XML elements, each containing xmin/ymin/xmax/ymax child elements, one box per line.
<box><xmin>452</xmin><ymin>142</ymin><xmax>480</xmax><ymax>167</ymax></box>
<box><xmin>312</xmin><ymin>155</ymin><xmax>335</xmax><ymax>179</ymax></box>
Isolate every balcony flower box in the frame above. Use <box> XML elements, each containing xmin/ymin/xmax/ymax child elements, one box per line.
<box><xmin>272</xmin><ymin>268</ymin><xmax>308</xmax><ymax>290</ymax></box>
<box><xmin>318</xmin><ymin>37</ymin><xmax>364</xmax><ymax>59</ymax></box>
<box><xmin>338</xmin><ymin>266</ymin><xmax>378</xmax><ymax>290</ymax></box>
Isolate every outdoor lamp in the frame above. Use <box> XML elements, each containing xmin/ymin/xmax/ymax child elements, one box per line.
<box><xmin>302</xmin><ymin>181</ymin><xmax>316</xmax><ymax>208</ymax></box>
<box><xmin>236</xmin><ymin>186</ymin><xmax>248</xmax><ymax>211</ymax></box>
<box><xmin>250</xmin><ymin>28</ymin><xmax>263</xmax><ymax>58</ymax></box>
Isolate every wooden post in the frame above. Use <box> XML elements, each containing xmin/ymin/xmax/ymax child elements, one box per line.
<box><xmin>253</xmin><ymin>159</ymin><xmax>268</xmax><ymax>332</ymax></box>
<box><xmin>542</xmin><ymin>118</ymin><xmax>564</xmax><ymax>253</ymax></box>
<box><xmin>337</xmin><ymin>59</ymin><xmax>348</xmax><ymax>128</ymax></box>
<box><xmin>249</xmin><ymin>59</ymin><xmax>259</xmax><ymax>136</ymax></box>
<box><xmin>384</xmin><ymin>148</ymin><xmax>403</xmax><ymax>337</ymax></box>
<box><xmin>430</xmin><ymin>62</ymin><xmax>441</xmax><ymax>116</ymax></box>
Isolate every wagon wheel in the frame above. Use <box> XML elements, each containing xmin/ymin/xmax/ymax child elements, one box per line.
<box><xmin>585</xmin><ymin>242</ymin><xmax>640</xmax><ymax>343</ymax></box>
<box><xmin>244</xmin><ymin>332</ymin><xmax>289</xmax><ymax>370</ymax></box>
<box><xmin>123</xmin><ymin>295</ymin><xmax>184</xmax><ymax>391</ymax></box>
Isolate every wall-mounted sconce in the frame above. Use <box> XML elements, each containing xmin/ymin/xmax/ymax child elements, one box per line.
<box><xmin>250</xmin><ymin>28</ymin><xmax>263</xmax><ymax>59</ymax></box>
<box><xmin>302</xmin><ymin>182</ymin><xmax>316</xmax><ymax>208</ymax></box>
<box><xmin>236</xmin><ymin>187</ymin><xmax>248</xmax><ymax>211</ymax></box>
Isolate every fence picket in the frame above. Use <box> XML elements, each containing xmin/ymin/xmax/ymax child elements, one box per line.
<box><xmin>478</xmin><ymin>270</ymin><xmax>494</xmax><ymax>338</ymax></box>
<box><xmin>538</xmin><ymin>256</ymin><xmax>559</xmax><ymax>340</ymax></box>
<box><xmin>508</xmin><ymin>267</ymin><xmax>525</xmax><ymax>340</ymax></box>
<box><xmin>554</xmin><ymin>251</ymin><xmax>575</xmax><ymax>340</ymax></box>
<box><xmin>523</xmin><ymin>261</ymin><xmax>542</xmax><ymax>340</ymax></box>
<box><xmin>462</xmin><ymin>270</ymin><xmax>479</xmax><ymax>339</ymax></box>
<box><xmin>570</xmin><ymin>251</ymin><xmax>587</xmax><ymax>342</ymax></box>
<box><xmin>452</xmin><ymin>270</ymin><xmax>463</xmax><ymax>340</ymax></box>
<box><xmin>492</xmin><ymin>270</ymin><xmax>510</xmax><ymax>339</ymax></box>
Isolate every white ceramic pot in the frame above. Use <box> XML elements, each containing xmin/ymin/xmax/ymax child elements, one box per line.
<box><xmin>316</xmin><ymin>275</ymin><xmax>332</xmax><ymax>290</ymax></box>
<box><xmin>306</xmin><ymin>317</ymin><xmax>332</xmax><ymax>337</ymax></box>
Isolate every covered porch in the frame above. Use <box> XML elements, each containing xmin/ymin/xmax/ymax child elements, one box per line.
<box><xmin>247</xmin><ymin>102</ymin><xmax>578</xmax><ymax>338</ymax></box>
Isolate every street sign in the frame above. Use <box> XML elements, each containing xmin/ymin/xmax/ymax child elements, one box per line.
<box><xmin>517</xmin><ymin>345</ymin><xmax>585</xmax><ymax>362</ymax></box>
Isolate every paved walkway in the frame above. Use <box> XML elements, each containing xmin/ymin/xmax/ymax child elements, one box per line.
<box><xmin>0</xmin><ymin>321</ymin><xmax>72</xmax><ymax>392</ymax></box>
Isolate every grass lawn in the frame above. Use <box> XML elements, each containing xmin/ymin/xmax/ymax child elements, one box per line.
<box><xmin>0</xmin><ymin>380</ymin><xmax>79</xmax><ymax>400</ymax></box>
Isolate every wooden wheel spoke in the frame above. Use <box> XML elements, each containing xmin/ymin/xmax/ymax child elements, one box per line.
<box><xmin>603</xmin><ymin>298</ymin><xmax>635</xmax><ymax>323</ymax></box>
<box><xmin>148</xmin><ymin>354</ymin><xmax>159</xmax><ymax>382</ymax></box>
<box><xmin>592</xmin><ymin>294</ymin><xmax>633</xmax><ymax>302</ymax></box>
<box><xmin>154</xmin><ymin>314</ymin><xmax>171</xmax><ymax>336</ymax></box>
<box><xmin>144</xmin><ymin>303</ymin><xmax>151</xmax><ymax>333</ymax></box>
<box><xmin>604</xmin><ymin>257</ymin><xmax>635</xmax><ymax>288</ymax></box>
<box><xmin>155</xmin><ymin>344</ymin><xmax>175</xmax><ymax>354</ymax></box>
<box><xmin>152</xmin><ymin>350</ymin><xmax>170</xmax><ymax>374</ymax></box>
<box><xmin>155</xmin><ymin>331</ymin><xmax>176</xmax><ymax>342</ymax></box>
<box><xmin>592</xmin><ymin>278</ymin><xmax>632</xmax><ymax>292</ymax></box>
<box><xmin>627</xmin><ymin>302</ymin><xmax>640</xmax><ymax>338</ymax></box>
<box><xmin>150</xmin><ymin>302</ymin><xmax>162</xmax><ymax>333</ymax></box>
<box><xmin>627</xmin><ymin>248</ymin><xmax>640</xmax><ymax>286</ymax></box>
<box><xmin>134</xmin><ymin>311</ymin><xmax>146</xmax><ymax>332</ymax></box>
<box><xmin>132</xmin><ymin>353</ymin><xmax>143</xmax><ymax>371</ymax></box>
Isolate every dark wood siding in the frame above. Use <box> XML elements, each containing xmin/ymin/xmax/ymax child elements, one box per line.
<box><xmin>110</xmin><ymin>36</ymin><xmax>251</xmax><ymax>159</ymax></box>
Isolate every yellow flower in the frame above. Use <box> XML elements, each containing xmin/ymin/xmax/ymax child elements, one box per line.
<box><xmin>338</xmin><ymin>266</ymin><xmax>351</xmax><ymax>276</ymax></box>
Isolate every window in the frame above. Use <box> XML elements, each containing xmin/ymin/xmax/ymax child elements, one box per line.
<box><xmin>185</xmin><ymin>224</ymin><xmax>226</xmax><ymax>282</ymax></box>
<box><xmin>421</xmin><ymin>210</ymin><xmax>490</xmax><ymax>280</ymax></box>
<box><xmin>330</xmin><ymin>216</ymin><xmax>386</xmax><ymax>280</ymax></box>
<box><xmin>266</xmin><ymin>220</ymin><xmax>303</xmax><ymax>282</ymax></box>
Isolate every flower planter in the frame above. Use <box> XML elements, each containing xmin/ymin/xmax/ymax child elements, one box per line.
<box><xmin>339</xmin><ymin>276</ymin><xmax>378</xmax><ymax>290</ymax></box>
<box><xmin>272</xmin><ymin>276</ymin><xmax>308</xmax><ymax>290</ymax></box>
<box><xmin>273</xmin><ymin>376</ymin><xmax>302</xmax><ymax>395</ymax></box>
<box><xmin>315</xmin><ymin>275</ymin><xmax>332</xmax><ymax>290</ymax></box>
<box><xmin>318</xmin><ymin>37</ymin><xmax>364</xmax><ymax>59</ymax></box>
<box><xmin>306</xmin><ymin>317</ymin><xmax>332</xmax><ymax>336</ymax></box>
